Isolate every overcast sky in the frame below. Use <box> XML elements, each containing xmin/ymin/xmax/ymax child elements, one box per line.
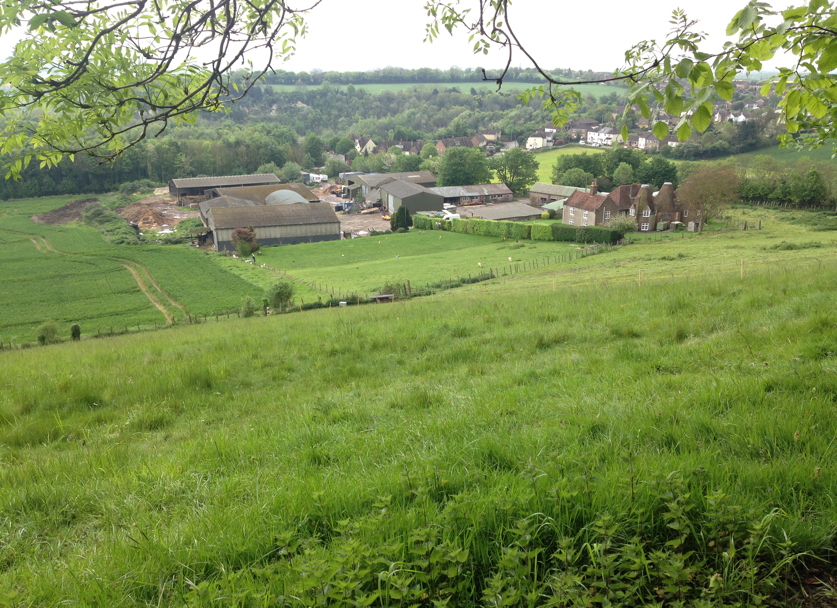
<box><xmin>277</xmin><ymin>0</ymin><xmax>792</xmax><ymax>73</ymax></box>
<box><xmin>0</xmin><ymin>1</ymin><xmax>791</xmax><ymax>74</ymax></box>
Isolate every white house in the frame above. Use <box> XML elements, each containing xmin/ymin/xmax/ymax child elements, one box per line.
<box><xmin>586</xmin><ymin>127</ymin><xmax>621</xmax><ymax>147</ymax></box>
<box><xmin>526</xmin><ymin>129</ymin><xmax>552</xmax><ymax>150</ymax></box>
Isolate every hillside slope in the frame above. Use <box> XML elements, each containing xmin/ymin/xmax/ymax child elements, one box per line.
<box><xmin>1</xmin><ymin>243</ymin><xmax>836</xmax><ymax>605</ymax></box>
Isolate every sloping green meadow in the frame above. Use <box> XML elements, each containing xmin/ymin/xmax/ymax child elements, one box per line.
<box><xmin>1</xmin><ymin>255</ymin><xmax>836</xmax><ymax>605</ymax></box>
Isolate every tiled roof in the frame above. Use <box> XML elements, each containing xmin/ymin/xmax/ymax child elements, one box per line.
<box><xmin>563</xmin><ymin>189</ymin><xmax>610</xmax><ymax>212</ymax></box>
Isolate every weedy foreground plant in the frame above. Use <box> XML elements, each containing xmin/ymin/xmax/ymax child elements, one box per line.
<box><xmin>1</xmin><ymin>255</ymin><xmax>836</xmax><ymax>606</ymax></box>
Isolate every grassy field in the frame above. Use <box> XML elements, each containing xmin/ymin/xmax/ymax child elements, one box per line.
<box><xmin>1</xmin><ymin>205</ymin><xmax>837</xmax><ymax>604</ymax></box>
<box><xmin>0</xmin><ymin>196</ymin><xmax>265</xmax><ymax>342</ymax></box>
<box><xmin>532</xmin><ymin>145</ymin><xmax>606</xmax><ymax>183</ymax></box>
<box><xmin>733</xmin><ymin>143</ymin><xmax>836</xmax><ymax>164</ymax></box>
<box><xmin>268</xmin><ymin>81</ymin><xmax>629</xmax><ymax>99</ymax></box>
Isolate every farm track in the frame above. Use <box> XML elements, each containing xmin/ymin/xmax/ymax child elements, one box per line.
<box><xmin>5</xmin><ymin>227</ymin><xmax>187</xmax><ymax>324</ymax></box>
<box><xmin>121</xmin><ymin>263</ymin><xmax>173</xmax><ymax>324</ymax></box>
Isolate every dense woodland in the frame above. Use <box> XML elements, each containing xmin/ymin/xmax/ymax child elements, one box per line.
<box><xmin>0</xmin><ymin>68</ymin><xmax>803</xmax><ymax>201</ymax></box>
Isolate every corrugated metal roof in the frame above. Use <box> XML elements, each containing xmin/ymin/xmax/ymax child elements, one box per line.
<box><xmin>170</xmin><ymin>174</ymin><xmax>280</xmax><ymax>189</ymax></box>
<box><xmin>199</xmin><ymin>196</ymin><xmax>256</xmax><ymax>218</ymax></box>
<box><xmin>358</xmin><ymin>171</ymin><xmax>437</xmax><ymax>188</ymax></box>
<box><xmin>208</xmin><ymin>202</ymin><xmax>339</xmax><ymax>229</ymax></box>
<box><xmin>429</xmin><ymin>183</ymin><xmax>512</xmax><ymax>197</ymax></box>
<box><xmin>212</xmin><ymin>183</ymin><xmax>318</xmax><ymax>203</ymax></box>
<box><xmin>541</xmin><ymin>200</ymin><xmax>564</xmax><ymax>211</ymax></box>
<box><xmin>380</xmin><ymin>180</ymin><xmax>435</xmax><ymax>198</ymax></box>
<box><xmin>463</xmin><ymin>203</ymin><xmax>543</xmax><ymax>221</ymax></box>
<box><xmin>528</xmin><ymin>183</ymin><xmax>589</xmax><ymax>197</ymax></box>
<box><xmin>264</xmin><ymin>190</ymin><xmax>310</xmax><ymax>205</ymax></box>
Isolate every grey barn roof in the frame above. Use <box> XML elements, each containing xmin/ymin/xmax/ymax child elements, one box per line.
<box><xmin>462</xmin><ymin>202</ymin><xmax>543</xmax><ymax>221</ymax></box>
<box><xmin>265</xmin><ymin>190</ymin><xmax>310</xmax><ymax>205</ymax></box>
<box><xmin>529</xmin><ymin>183</ymin><xmax>589</xmax><ymax>197</ymax></box>
<box><xmin>211</xmin><ymin>183</ymin><xmax>318</xmax><ymax>203</ymax></box>
<box><xmin>358</xmin><ymin>171</ymin><xmax>436</xmax><ymax>188</ymax></box>
<box><xmin>208</xmin><ymin>202</ymin><xmax>338</xmax><ymax>230</ymax></box>
<box><xmin>198</xmin><ymin>195</ymin><xmax>255</xmax><ymax>219</ymax></box>
<box><xmin>170</xmin><ymin>174</ymin><xmax>280</xmax><ymax>189</ymax></box>
<box><xmin>429</xmin><ymin>183</ymin><xmax>512</xmax><ymax>197</ymax></box>
<box><xmin>380</xmin><ymin>180</ymin><xmax>433</xmax><ymax>198</ymax></box>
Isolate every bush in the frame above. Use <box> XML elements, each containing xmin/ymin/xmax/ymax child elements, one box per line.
<box><xmin>241</xmin><ymin>296</ymin><xmax>256</xmax><ymax>318</ymax></box>
<box><xmin>266</xmin><ymin>282</ymin><xmax>295</xmax><ymax>311</ymax></box>
<box><xmin>396</xmin><ymin>227</ymin><xmax>407</xmax><ymax>233</ymax></box>
<box><xmin>605</xmin><ymin>215</ymin><xmax>639</xmax><ymax>237</ymax></box>
<box><xmin>541</xmin><ymin>212</ymin><xmax>550</xmax><ymax>219</ymax></box>
<box><xmin>412</xmin><ymin>215</ymin><xmax>433</xmax><ymax>230</ymax></box>
<box><xmin>38</xmin><ymin>321</ymin><xmax>59</xmax><ymax>345</ymax></box>
<box><xmin>70</xmin><ymin>324</ymin><xmax>81</xmax><ymax>341</ymax></box>
<box><xmin>231</xmin><ymin>227</ymin><xmax>259</xmax><ymax>255</ymax></box>
<box><xmin>236</xmin><ymin>240</ymin><xmax>252</xmax><ymax>258</ymax></box>
<box><xmin>81</xmin><ymin>202</ymin><xmax>141</xmax><ymax>245</ymax></box>
<box><xmin>531</xmin><ymin>223</ymin><xmax>554</xmax><ymax>241</ymax></box>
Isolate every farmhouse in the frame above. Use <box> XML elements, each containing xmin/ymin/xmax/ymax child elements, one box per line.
<box><xmin>435</xmin><ymin>137</ymin><xmax>473</xmax><ymax>155</ymax></box>
<box><xmin>206</xmin><ymin>202</ymin><xmax>340</xmax><ymax>251</ymax></box>
<box><xmin>428</xmin><ymin>183</ymin><xmax>513</xmax><ymax>206</ymax></box>
<box><xmin>168</xmin><ymin>174</ymin><xmax>281</xmax><ymax>205</ymax></box>
<box><xmin>379</xmin><ymin>181</ymin><xmax>444</xmax><ymax>214</ymax></box>
<box><xmin>528</xmin><ymin>183</ymin><xmax>589</xmax><ymax>208</ymax></box>
<box><xmin>561</xmin><ymin>183</ymin><xmax>618</xmax><ymax>227</ymax></box>
<box><xmin>460</xmin><ymin>202</ymin><xmax>543</xmax><ymax>222</ymax></box>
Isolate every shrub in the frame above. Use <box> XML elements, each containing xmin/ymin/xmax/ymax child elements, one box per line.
<box><xmin>531</xmin><ymin>223</ymin><xmax>554</xmax><ymax>241</ymax></box>
<box><xmin>267</xmin><ymin>281</ymin><xmax>295</xmax><ymax>311</ymax></box>
<box><xmin>396</xmin><ymin>227</ymin><xmax>407</xmax><ymax>233</ymax></box>
<box><xmin>231</xmin><ymin>227</ymin><xmax>259</xmax><ymax>255</ymax></box>
<box><xmin>81</xmin><ymin>202</ymin><xmax>142</xmax><ymax>245</ymax></box>
<box><xmin>70</xmin><ymin>324</ymin><xmax>81</xmax><ymax>341</ymax></box>
<box><xmin>390</xmin><ymin>206</ymin><xmax>413</xmax><ymax>231</ymax></box>
<box><xmin>541</xmin><ymin>212</ymin><xmax>550</xmax><ymax>219</ymax></box>
<box><xmin>605</xmin><ymin>215</ymin><xmax>638</xmax><ymax>237</ymax></box>
<box><xmin>412</xmin><ymin>215</ymin><xmax>433</xmax><ymax>230</ymax></box>
<box><xmin>38</xmin><ymin>321</ymin><xmax>59</xmax><ymax>345</ymax></box>
<box><xmin>241</xmin><ymin>296</ymin><xmax>256</xmax><ymax>318</ymax></box>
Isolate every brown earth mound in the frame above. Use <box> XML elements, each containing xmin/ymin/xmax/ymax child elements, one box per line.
<box><xmin>118</xmin><ymin>195</ymin><xmax>198</xmax><ymax>231</ymax></box>
<box><xmin>31</xmin><ymin>198</ymin><xmax>99</xmax><ymax>225</ymax></box>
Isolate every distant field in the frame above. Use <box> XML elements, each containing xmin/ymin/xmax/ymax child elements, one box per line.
<box><xmin>733</xmin><ymin>143</ymin><xmax>836</xmax><ymax>163</ymax></box>
<box><xmin>532</xmin><ymin>145</ymin><xmax>606</xmax><ymax>183</ymax></box>
<box><xmin>267</xmin><ymin>81</ymin><xmax>629</xmax><ymax>99</ymax></box>
<box><xmin>255</xmin><ymin>230</ymin><xmax>579</xmax><ymax>298</ymax></box>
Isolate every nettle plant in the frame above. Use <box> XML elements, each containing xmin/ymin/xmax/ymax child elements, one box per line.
<box><xmin>182</xmin><ymin>472</ymin><xmax>806</xmax><ymax>607</ymax></box>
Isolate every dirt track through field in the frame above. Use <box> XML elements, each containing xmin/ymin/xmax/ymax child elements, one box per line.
<box><xmin>136</xmin><ymin>262</ymin><xmax>187</xmax><ymax>314</ymax></box>
<box><xmin>122</xmin><ymin>263</ymin><xmax>173</xmax><ymax>324</ymax></box>
<box><xmin>30</xmin><ymin>238</ymin><xmax>43</xmax><ymax>252</ymax></box>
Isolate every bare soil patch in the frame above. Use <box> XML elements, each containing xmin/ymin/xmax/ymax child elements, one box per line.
<box><xmin>338</xmin><ymin>211</ymin><xmax>391</xmax><ymax>235</ymax></box>
<box><xmin>31</xmin><ymin>198</ymin><xmax>99</xmax><ymax>225</ymax></box>
<box><xmin>118</xmin><ymin>195</ymin><xmax>198</xmax><ymax>231</ymax></box>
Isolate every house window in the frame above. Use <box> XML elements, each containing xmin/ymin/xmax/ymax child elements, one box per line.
<box><xmin>570</xmin><ymin>208</ymin><xmax>575</xmax><ymax>216</ymax></box>
<box><xmin>540</xmin><ymin>197</ymin><xmax>547</xmax><ymax>203</ymax></box>
<box><xmin>683</xmin><ymin>210</ymin><xmax>689</xmax><ymax>218</ymax></box>
<box><xmin>582</xmin><ymin>220</ymin><xmax>587</xmax><ymax>226</ymax></box>
<box><xmin>642</xmin><ymin>208</ymin><xmax>651</xmax><ymax>217</ymax></box>
<box><xmin>641</xmin><ymin>223</ymin><xmax>649</xmax><ymax>231</ymax></box>
<box><xmin>630</xmin><ymin>208</ymin><xmax>635</xmax><ymax>216</ymax></box>
<box><xmin>568</xmin><ymin>219</ymin><xmax>574</xmax><ymax>225</ymax></box>
<box><xmin>583</xmin><ymin>210</ymin><xmax>588</xmax><ymax>218</ymax></box>
<box><xmin>604</xmin><ymin>210</ymin><xmax>610</xmax><ymax>220</ymax></box>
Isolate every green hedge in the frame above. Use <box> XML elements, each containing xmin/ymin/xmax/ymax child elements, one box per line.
<box><xmin>451</xmin><ymin>217</ymin><xmax>531</xmax><ymax>240</ymax></box>
<box><xmin>531</xmin><ymin>223</ymin><xmax>554</xmax><ymax>241</ymax></box>
<box><xmin>545</xmin><ymin>224</ymin><xmax>620</xmax><ymax>244</ymax></box>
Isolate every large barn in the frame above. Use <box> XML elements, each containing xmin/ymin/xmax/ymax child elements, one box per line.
<box><xmin>209</xmin><ymin>183</ymin><xmax>319</xmax><ymax>204</ymax></box>
<box><xmin>206</xmin><ymin>202</ymin><xmax>340</xmax><ymax>251</ymax></box>
<box><xmin>168</xmin><ymin>174</ymin><xmax>281</xmax><ymax>204</ymax></box>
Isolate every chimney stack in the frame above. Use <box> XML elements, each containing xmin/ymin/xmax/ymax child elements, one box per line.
<box><xmin>590</xmin><ymin>181</ymin><xmax>598</xmax><ymax>196</ymax></box>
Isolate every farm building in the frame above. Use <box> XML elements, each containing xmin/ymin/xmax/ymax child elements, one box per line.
<box><xmin>428</xmin><ymin>184</ymin><xmax>513</xmax><ymax>206</ymax></box>
<box><xmin>209</xmin><ymin>183</ymin><xmax>318</xmax><ymax>204</ymax></box>
<box><xmin>528</xmin><ymin>183</ymin><xmax>589</xmax><ymax>208</ymax></box>
<box><xmin>168</xmin><ymin>174</ymin><xmax>281</xmax><ymax>205</ymax></box>
<box><xmin>351</xmin><ymin>171</ymin><xmax>437</xmax><ymax>200</ymax></box>
<box><xmin>379</xmin><ymin>181</ymin><xmax>444</xmax><ymax>215</ymax></box>
<box><xmin>459</xmin><ymin>202</ymin><xmax>543</xmax><ymax>222</ymax></box>
<box><xmin>206</xmin><ymin>202</ymin><xmax>340</xmax><ymax>251</ymax></box>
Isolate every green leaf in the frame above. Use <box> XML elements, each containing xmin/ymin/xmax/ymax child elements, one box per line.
<box><xmin>52</xmin><ymin>11</ymin><xmax>75</xmax><ymax>27</ymax></box>
<box><xmin>692</xmin><ymin>105</ymin><xmax>712</xmax><ymax>132</ymax></box>
<box><xmin>677</xmin><ymin>122</ymin><xmax>692</xmax><ymax>141</ymax></box>
<box><xmin>653</xmin><ymin>121</ymin><xmax>670</xmax><ymax>140</ymax></box>
<box><xmin>637</xmin><ymin>97</ymin><xmax>650</xmax><ymax>119</ymax></box>
<box><xmin>689</xmin><ymin>63</ymin><xmax>713</xmax><ymax>88</ymax></box>
<box><xmin>760</xmin><ymin>82</ymin><xmax>772</xmax><ymax>96</ymax></box>
<box><xmin>715</xmin><ymin>81</ymin><xmax>734</xmax><ymax>101</ymax></box>
<box><xmin>727</xmin><ymin>8</ymin><xmax>745</xmax><ymax>35</ymax></box>
<box><xmin>621</xmin><ymin>125</ymin><xmax>629</xmax><ymax>141</ymax></box>
<box><xmin>785</xmin><ymin>89</ymin><xmax>802</xmax><ymax>117</ymax></box>
<box><xmin>28</xmin><ymin>14</ymin><xmax>48</xmax><ymax>30</ymax></box>
<box><xmin>675</xmin><ymin>59</ymin><xmax>694</xmax><ymax>79</ymax></box>
<box><xmin>786</xmin><ymin>119</ymin><xmax>800</xmax><ymax>133</ymax></box>
<box><xmin>807</xmin><ymin>95</ymin><xmax>828</xmax><ymax>119</ymax></box>
<box><xmin>817</xmin><ymin>43</ymin><xmax>837</xmax><ymax>73</ymax></box>
<box><xmin>664</xmin><ymin>94</ymin><xmax>683</xmax><ymax>116</ymax></box>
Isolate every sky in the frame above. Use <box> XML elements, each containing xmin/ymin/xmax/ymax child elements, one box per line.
<box><xmin>276</xmin><ymin>0</ymin><xmax>793</xmax><ymax>73</ymax></box>
<box><xmin>0</xmin><ymin>0</ymin><xmax>792</xmax><ymax>74</ymax></box>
